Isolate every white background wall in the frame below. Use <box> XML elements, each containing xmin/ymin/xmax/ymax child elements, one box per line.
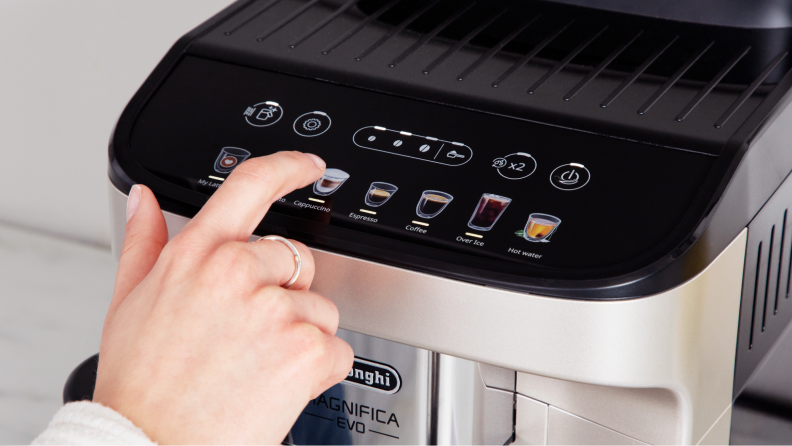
<box><xmin>0</xmin><ymin>2</ymin><xmax>233</xmax><ymax>442</ymax></box>
<box><xmin>0</xmin><ymin>0</ymin><xmax>234</xmax><ymax>247</ymax></box>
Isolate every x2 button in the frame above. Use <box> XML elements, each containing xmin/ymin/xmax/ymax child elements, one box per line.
<box><xmin>492</xmin><ymin>153</ymin><xmax>537</xmax><ymax>180</ymax></box>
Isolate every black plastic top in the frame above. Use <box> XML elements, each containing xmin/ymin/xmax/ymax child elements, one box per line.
<box><xmin>109</xmin><ymin>0</ymin><xmax>792</xmax><ymax>299</ymax></box>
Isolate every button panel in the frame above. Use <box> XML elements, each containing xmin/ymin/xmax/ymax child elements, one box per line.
<box><xmin>130</xmin><ymin>57</ymin><xmax>717</xmax><ymax>270</ymax></box>
<box><xmin>353</xmin><ymin>126</ymin><xmax>472</xmax><ymax>166</ymax></box>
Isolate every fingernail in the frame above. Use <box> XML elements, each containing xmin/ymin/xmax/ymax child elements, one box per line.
<box><xmin>305</xmin><ymin>153</ymin><xmax>325</xmax><ymax>170</ymax></box>
<box><xmin>126</xmin><ymin>185</ymin><xmax>141</xmax><ymax>222</ymax></box>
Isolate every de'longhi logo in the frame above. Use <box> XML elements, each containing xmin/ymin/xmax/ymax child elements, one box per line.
<box><xmin>342</xmin><ymin>357</ymin><xmax>401</xmax><ymax>394</ymax></box>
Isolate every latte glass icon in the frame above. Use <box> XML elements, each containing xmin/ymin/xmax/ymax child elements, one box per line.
<box><xmin>214</xmin><ymin>147</ymin><xmax>251</xmax><ymax>174</ymax></box>
<box><xmin>468</xmin><ymin>194</ymin><xmax>511</xmax><ymax>231</ymax></box>
<box><xmin>365</xmin><ymin>182</ymin><xmax>397</xmax><ymax>207</ymax></box>
<box><xmin>416</xmin><ymin>191</ymin><xmax>453</xmax><ymax>218</ymax></box>
<box><xmin>524</xmin><ymin>213</ymin><xmax>561</xmax><ymax>242</ymax></box>
<box><xmin>313</xmin><ymin>168</ymin><xmax>349</xmax><ymax>196</ymax></box>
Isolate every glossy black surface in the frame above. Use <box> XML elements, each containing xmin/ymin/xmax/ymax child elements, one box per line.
<box><xmin>130</xmin><ymin>56</ymin><xmax>714</xmax><ymax>269</ymax></box>
<box><xmin>108</xmin><ymin>0</ymin><xmax>792</xmax><ymax>299</ymax></box>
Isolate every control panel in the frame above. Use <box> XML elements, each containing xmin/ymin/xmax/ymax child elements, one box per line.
<box><xmin>129</xmin><ymin>56</ymin><xmax>715</xmax><ymax>270</ymax></box>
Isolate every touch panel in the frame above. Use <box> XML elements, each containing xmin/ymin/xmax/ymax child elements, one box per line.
<box><xmin>130</xmin><ymin>56</ymin><xmax>715</xmax><ymax>269</ymax></box>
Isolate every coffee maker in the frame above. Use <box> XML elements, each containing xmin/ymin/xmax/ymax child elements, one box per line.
<box><xmin>65</xmin><ymin>0</ymin><xmax>792</xmax><ymax>443</ymax></box>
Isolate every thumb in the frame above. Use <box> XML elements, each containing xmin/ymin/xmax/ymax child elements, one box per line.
<box><xmin>107</xmin><ymin>184</ymin><xmax>169</xmax><ymax>321</ymax></box>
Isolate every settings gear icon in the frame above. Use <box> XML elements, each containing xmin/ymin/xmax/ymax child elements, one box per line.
<box><xmin>303</xmin><ymin>118</ymin><xmax>322</xmax><ymax>131</ymax></box>
<box><xmin>294</xmin><ymin>111</ymin><xmax>331</xmax><ymax>137</ymax></box>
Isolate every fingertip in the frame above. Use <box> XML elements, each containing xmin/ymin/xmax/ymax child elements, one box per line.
<box><xmin>126</xmin><ymin>185</ymin><xmax>141</xmax><ymax>222</ymax></box>
<box><xmin>304</xmin><ymin>153</ymin><xmax>326</xmax><ymax>171</ymax></box>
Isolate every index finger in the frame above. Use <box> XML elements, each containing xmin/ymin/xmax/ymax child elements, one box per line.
<box><xmin>183</xmin><ymin>151</ymin><xmax>325</xmax><ymax>246</ymax></box>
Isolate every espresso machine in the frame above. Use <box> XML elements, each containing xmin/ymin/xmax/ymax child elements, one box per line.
<box><xmin>65</xmin><ymin>0</ymin><xmax>792</xmax><ymax>443</ymax></box>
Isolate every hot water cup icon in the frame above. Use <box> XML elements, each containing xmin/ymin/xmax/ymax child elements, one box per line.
<box><xmin>365</xmin><ymin>182</ymin><xmax>398</xmax><ymax>207</ymax></box>
<box><xmin>214</xmin><ymin>147</ymin><xmax>251</xmax><ymax>174</ymax></box>
<box><xmin>468</xmin><ymin>194</ymin><xmax>511</xmax><ymax>231</ymax></box>
<box><xmin>416</xmin><ymin>191</ymin><xmax>453</xmax><ymax>218</ymax></box>
<box><xmin>524</xmin><ymin>213</ymin><xmax>561</xmax><ymax>242</ymax></box>
<box><xmin>313</xmin><ymin>168</ymin><xmax>350</xmax><ymax>196</ymax></box>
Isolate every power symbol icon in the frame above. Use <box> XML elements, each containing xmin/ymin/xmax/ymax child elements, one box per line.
<box><xmin>551</xmin><ymin>163</ymin><xmax>590</xmax><ymax>191</ymax></box>
<box><xmin>559</xmin><ymin>170</ymin><xmax>579</xmax><ymax>185</ymax></box>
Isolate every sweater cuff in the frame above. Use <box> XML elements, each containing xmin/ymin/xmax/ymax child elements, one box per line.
<box><xmin>33</xmin><ymin>401</ymin><xmax>155</xmax><ymax>445</ymax></box>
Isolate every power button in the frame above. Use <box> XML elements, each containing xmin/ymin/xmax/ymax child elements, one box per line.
<box><xmin>550</xmin><ymin>163</ymin><xmax>590</xmax><ymax>191</ymax></box>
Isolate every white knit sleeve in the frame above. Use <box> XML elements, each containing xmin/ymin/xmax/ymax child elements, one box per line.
<box><xmin>32</xmin><ymin>401</ymin><xmax>155</xmax><ymax>445</ymax></box>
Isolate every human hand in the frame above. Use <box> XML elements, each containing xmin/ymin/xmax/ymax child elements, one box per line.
<box><xmin>93</xmin><ymin>151</ymin><xmax>354</xmax><ymax>444</ymax></box>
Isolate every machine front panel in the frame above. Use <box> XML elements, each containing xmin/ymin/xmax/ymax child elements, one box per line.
<box><xmin>290</xmin><ymin>329</ymin><xmax>431</xmax><ymax>445</ymax></box>
<box><xmin>130</xmin><ymin>56</ymin><xmax>715</xmax><ymax>270</ymax></box>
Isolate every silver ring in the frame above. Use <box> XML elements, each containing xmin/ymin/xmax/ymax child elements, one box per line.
<box><xmin>257</xmin><ymin>235</ymin><xmax>301</xmax><ymax>288</ymax></box>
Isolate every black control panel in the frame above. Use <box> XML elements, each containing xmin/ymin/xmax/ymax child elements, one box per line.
<box><xmin>129</xmin><ymin>56</ymin><xmax>715</xmax><ymax>269</ymax></box>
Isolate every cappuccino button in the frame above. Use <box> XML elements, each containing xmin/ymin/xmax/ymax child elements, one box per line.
<box><xmin>550</xmin><ymin>163</ymin><xmax>591</xmax><ymax>191</ymax></box>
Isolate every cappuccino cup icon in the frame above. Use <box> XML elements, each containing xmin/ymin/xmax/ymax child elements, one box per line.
<box><xmin>313</xmin><ymin>168</ymin><xmax>350</xmax><ymax>196</ymax></box>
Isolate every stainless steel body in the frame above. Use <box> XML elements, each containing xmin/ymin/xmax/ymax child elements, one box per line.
<box><xmin>109</xmin><ymin>182</ymin><xmax>747</xmax><ymax>444</ymax></box>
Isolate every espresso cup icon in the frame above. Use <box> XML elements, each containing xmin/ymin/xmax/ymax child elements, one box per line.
<box><xmin>524</xmin><ymin>213</ymin><xmax>561</xmax><ymax>242</ymax></box>
<box><xmin>416</xmin><ymin>191</ymin><xmax>453</xmax><ymax>218</ymax></box>
<box><xmin>313</xmin><ymin>168</ymin><xmax>350</xmax><ymax>196</ymax></box>
<box><xmin>214</xmin><ymin>147</ymin><xmax>251</xmax><ymax>174</ymax></box>
<box><xmin>365</xmin><ymin>182</ymin><xmax>397</xmax><ymax>207</ymax></box>
<box><xmin>468</xmin><ymin>193</ymin><xmax>511</xmax><ymax>231</ymax></box>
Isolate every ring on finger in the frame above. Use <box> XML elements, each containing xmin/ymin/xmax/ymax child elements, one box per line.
<box><xmin>256</xmin><ymin>235</ymin><xmax>302</xmax><ymax>288</ymax></box>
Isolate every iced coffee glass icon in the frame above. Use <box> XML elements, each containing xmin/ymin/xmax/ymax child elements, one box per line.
<box><xmin>416</xmin><ymin>191</ymin><xmax>453</xmax><ymax>218</ymax></box>
<box><xmin>468</xmin><ymin>194</ymin><xmax>511</xmax><ymax>231</ymax></box>
<box><xmin>313</xmin><ymin>168</ymin><xmax>349</xmax><ymax>196</ymax></box>
<box><xmin>365</xmin><ymin>182</ymin><xmax>397</xmax><ymax>207</ymax></box>
<box><xmin>214</xmin><ymin>147</ymin><xmax>251</xmax><ymax>174</ymax></box>
<box><xmin>524</xmin><ymin>213</ymin><xmax>561</xmax><ymax>242</ymax></box>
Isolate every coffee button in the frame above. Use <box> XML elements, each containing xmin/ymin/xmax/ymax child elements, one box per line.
<box><xmin>550</xmin><ymin>163</ymin><xmax>590</xmax><ymax>191</ymax></box>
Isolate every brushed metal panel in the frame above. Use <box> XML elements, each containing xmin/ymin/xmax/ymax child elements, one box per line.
<box><xmin>697</xmin><ymin>405</ymin><xmax>731</xmax><ymax>445</ymax></box>
<box><xmin>435</xmin><ymin>354</ymin><xmax>514</xmax><ymax>445</ymax></box>
<box><xmin>516</xmin><ymin>372</ymin><xmax>681</xmax><ymax>444</ymax></box>
<box><xmin>478</xmin><ymin>362</ymin><xmax>516</xmax><ymax>392</ymax></box>
<box><xmin>514</xmin><ymin>394</ymin><xmax>548</xmax><ymax>445</ymax></box>
<box><xmin>291</xmin><ymin>329</ymin><xmax>430</xmax><ymax>444</ymax></box>
<box><xmin>108</xmin><ymin>181</ymin><xmax>747</xmax><ymax>445</ymax></box>
<box><xmin>547</xmin><ymin>407</ymin><xmax>646</xmax><ymax>445</ymax></box>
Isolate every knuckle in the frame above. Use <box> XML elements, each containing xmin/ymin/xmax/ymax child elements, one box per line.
<box><xmin>296</xmin><ymin>326</ymin><xmax>329</xmax><ymax>363</ymax></box>
<box><xmin>258</xmin><ymin>287</ymin><xmax>296</xmax><ymax>323</ymax></box>
<box><xmin>209</xmin><ymin>243</ymin><xmax>257</xmax><ymax>279</ymax></box>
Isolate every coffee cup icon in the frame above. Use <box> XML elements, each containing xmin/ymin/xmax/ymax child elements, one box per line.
<box><xmin>524</xmin><ymin>213</ymin><xmax>561</xmax><ymax>242</ymax></box>
<box><xmin>416</xmin><ymin>191</ymin><xmax>453</xmax><ymax>218</ymax></box>
<box><xmin>365</xmin><ymin>182</ymin><xmax>397</xmax><ymax>207</ymax></box>
<box><xmin>313</xmin><ymin>168</ymin><xmax>350</xmax><ymax>196</ymax></box>
<box><xmin>214</xmin><ymin>147</ymin><xmax>251</xmax><ymax>174</ymax></box>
